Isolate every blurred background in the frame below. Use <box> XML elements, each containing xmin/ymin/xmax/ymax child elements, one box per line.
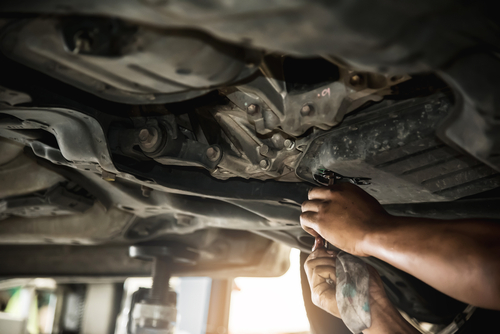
<box><xmin>0</xmin><ymin>249</ymin><xmax>309</xmax><ymax>334</ymax></box>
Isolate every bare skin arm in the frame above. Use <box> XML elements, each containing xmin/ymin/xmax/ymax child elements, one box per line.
<box><xmin>301</xmin><ymin>183</ymin><xmax>500</xmax><ymax>310</ymax></box>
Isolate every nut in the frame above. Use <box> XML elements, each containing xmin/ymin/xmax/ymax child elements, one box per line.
<box><xmin>206</xmin><ymin>146</ymin><xmax>221</xmax><ymax>162</ymax></box>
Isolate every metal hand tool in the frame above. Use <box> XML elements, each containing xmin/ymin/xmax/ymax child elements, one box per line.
<box><xmin>313</xmin><ymin>168</ymin><xmax>371</xmax><ymax>187</ymax></box>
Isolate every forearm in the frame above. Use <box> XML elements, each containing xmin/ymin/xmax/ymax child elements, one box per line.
<box><xmin>362</xmin><ymin>216</ymin><xmax>500</xmax><ymax>309</ymax></box>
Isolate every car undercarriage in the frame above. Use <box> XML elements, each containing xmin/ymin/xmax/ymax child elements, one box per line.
<box><xmin>0</xmin><ymin>1</ymin><xmax>499</xmax><ymax>333</ymax></box>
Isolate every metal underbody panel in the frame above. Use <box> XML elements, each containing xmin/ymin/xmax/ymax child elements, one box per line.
<box><xmin>3</xmin><ymin>0</ymin><xmax>499</xmax><ymax>171</ymax></box>
<box><xmin>296</xmin><ymin>94</ymin><xmax>500</xmax><ymax>203</ymax></box>
<box><xmin>0</xmin><ymin>18</ymin><xmax>261</xmax><ymax>104</ymax></box>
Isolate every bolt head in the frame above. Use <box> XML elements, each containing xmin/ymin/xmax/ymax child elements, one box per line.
<box><xmin>259</xmin><ymin>159</ymin><xmax>270</xmax><ymax>169</ymax></box>
<box><xmin>138</xmin><ymin>127</ymin><xmax>159</xmax><ymax>150</ymax></box>
<box><xmin>284</xmin><ymin>139</ymin><xmax>295</xmax><ymax>150</ymax></box>
<box><xmin>206</xmin><ymin>146</ymin><xmax>221</xmax><ymax>162</ymax></box>
<box><xmin>260</xmin><ymin>145</ymin><xmax>270</xmax><ymax>155</ymax></box>
<box><xmin>139</xmin><ymin>128</ymin><xmax>150</xmax><ymax>141</ymax></box>
<box><xmin>300</xmin><ymin>104</ymin><xmax>313</xmax><ymax>116</ymax></box>
<box><xmin>247</xmin><ymin>104</ymin><xmax>259</xmax><ymax>116</ymax></box>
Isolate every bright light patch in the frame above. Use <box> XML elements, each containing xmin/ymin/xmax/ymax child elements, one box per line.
<box><xmin>228</xmin><ymin>248</ymin><xmax>310</xmax><ymax>334</ymax></box>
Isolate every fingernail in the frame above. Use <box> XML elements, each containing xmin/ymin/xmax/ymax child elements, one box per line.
<box><xmin>326</xmin><ymin>250</ymin><xmax>335</xmax><ymax>255</ymax></box>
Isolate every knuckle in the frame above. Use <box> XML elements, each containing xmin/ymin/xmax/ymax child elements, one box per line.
<box><xmin>328</xmin><ymin>189</ymin><xmax>339</xmax><ymax>198</ymax></box>
<box><xmin>305</xmin><ymin>252</ymin><xmax>316</xmax><ymax>263</ymax></box>
<box><xmin>316</xmin><ymin>211</ymin><xmax>325</xmax><ymax>222</ymax></box>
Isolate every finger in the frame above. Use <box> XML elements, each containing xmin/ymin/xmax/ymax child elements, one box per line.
<box><xmin>300</xmin><ymin>212</ymin><xmax>319</xmax><ymax>233</ymax></box>
<box><xmin>308</xmin><ymin>187</ymin><xmax>331</xmax><ymax>200</ymax></box>
<box><xmin>306</xmin><ymin>248</ymin><xmax>335</xmax><ymax>263</ymax></box>
<box><xmin>304</xmin><ymin>253</ymin><xmax>336</xmax><ymax>280</ymax></box>
<box><xmin>300</xmin><ymin>213</ymin><xmax>321</xmax><ymax>239</ymax></box>
<box><xmin>305</xmin><ymin>256</ymin><xmax>336</xmax><ymax>270</ymax></box>
<box><xmin>301</xmin><ymin>200</ymin><xmax>324</xmax><ymax>213</ymax></box>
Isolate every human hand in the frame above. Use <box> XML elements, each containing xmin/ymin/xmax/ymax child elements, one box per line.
<box><xmin>300</xmin><ymin>183</ymin><xmax>392</xmax><ymax>256</ymax></box>
<box><xmin>304</xmin><ymin>237</ymin><xmax>416</xmax><ymax>334</ymax></box>
<box><xmin>304</xmin><ymin>237</ymin><xmax>340</xmax><ymax>317</ymax></box>
<box><xmin>304</xmin><ymin>237</ymin><xmax>393</xmax><ymax>320</ymax></box>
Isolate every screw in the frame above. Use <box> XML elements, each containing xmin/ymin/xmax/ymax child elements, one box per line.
<box><xmin>206</xmin><ymin>146</ymin><xmax>221</xmax><ymax>162</ymax></box>
<box><xmin>300</xmin><ymin>104</ymin><xmax>313</xmax><ymax>116</ymax></box>
<box><xmin>247</xmin><ymin>104</ymin><xmax>259</xmax><ymax>116</ymax></box>
<box><xmin>259</xmin><ymin>159</ymin><xmax>270</xmax><ymax>170</ymax></box>
<box><xmin>284</xmin><ymin>139</ymin><xmax>295</xmax><ymax>150</ymax></box>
